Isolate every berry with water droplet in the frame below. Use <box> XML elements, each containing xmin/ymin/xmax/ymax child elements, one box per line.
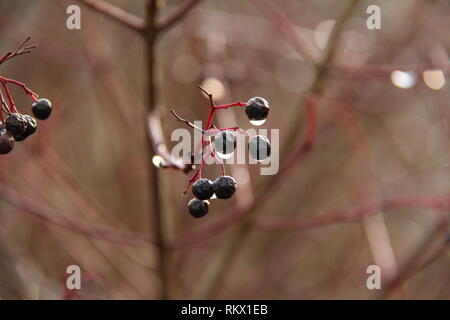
<box><xmin>245</xmin><ymin>97</ymin><xmax>269</xmax><ymax>122</ymax></box>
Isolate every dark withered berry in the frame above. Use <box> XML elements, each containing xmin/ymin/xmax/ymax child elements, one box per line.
<box><xmin>245</xmin><ymin>97</ymin><xmax>269</xmax><ymax>122</ymax></box>
<box><xmin>248</xmin><ymin>135</ymin><xmax>271</xmax><ymax>161</ymax></box>
<box><xmin>213</xmin><ymin>175</ymin><xmax>237</xmax><ymax>199</ymax></box>
<box><xmin>32</xmin><ymin>98</ymin><xmax>52</xmax><ymax>120</ymax></box>
<box><xmin>213</xmin><ymin>130</ymin><xmax>236</xmax><ymax>157</ymax></box>
<box><xmin>15</xmin><ymin>115</ymin><xmax>37</xmax><ymax>141</ymax></box>
<box><xmin>188</xmin><ymin>198</ymin><xmax>209</xmax><ymax>218</ymax></box>
<box><xmin>5</xmin><ymin>113</ymin><xmax>27</xmax><ymax>137</ymax></box>
<box><xmin>0</xmin><ymin>131</ymin><xmax>14</xmax><ymax>154</ymax></box>
<box><xmin>192</xmin><ymin>178</ymin><xmax>214</xmax><ymax>200</ymax></box>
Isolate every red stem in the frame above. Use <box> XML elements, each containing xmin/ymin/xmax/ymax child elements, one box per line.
<box><xmin>1</xmin><ymin>82</ymin><xmax>18</xmax><ymax>113</ymax></box>
<box><xmin>0</xmin><ymin>76</ymin><xmax>38</xmax><ymax>101</ymax></box>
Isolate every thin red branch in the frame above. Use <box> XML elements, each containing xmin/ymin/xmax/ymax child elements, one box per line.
<box><xmin>78</xmin><ymin>0</ymin><xmax>146</xmax><ymax>33</ymax></box>
<box><xmin>0</xmin><ymin>76</ymin><xmax>38</xmax><ymax>100</ymax></box>
<box><xmin>1</xmin><ymin>82</ymin><xmax>17</xmax><ymax>113</ymax></box>
<box><xmin>0</xmin><ymin>37</ymin><xmax>36</xmax><ymax>65</ymax></box>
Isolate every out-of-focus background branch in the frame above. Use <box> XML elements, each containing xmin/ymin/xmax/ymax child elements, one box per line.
<box><xmin>0</xmin><ymin>0</ymin><xmax>448</xmax><ymax>299</ymax></box>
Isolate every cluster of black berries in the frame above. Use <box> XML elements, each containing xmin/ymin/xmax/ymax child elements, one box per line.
<box><xmin>186</xmin><ymin>96</ymin><xmax>272</xmax><ymax>218</ymax></box>
<box><xmin>0</xmin><ymin>98</ymin><xmax>52</xmax><ymax>154</ymax></box>
<box><xmin>188</xmin><ymin>175</ymin><xmax>237</xmax><ymax>218</ymax></box>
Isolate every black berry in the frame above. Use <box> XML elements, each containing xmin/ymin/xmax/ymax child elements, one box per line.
<box><xmin>32</xmin><ymin>98</ymin><xmax>52</xmax><ymax>120</ymax></box>
<box><xmin>0</xmin><ymin>131</ymin><xmax>14</xmax><ymax>154</ymax></box>
<box><xmin>248</xmin><ymin>135</ymin><xmax>271</xmax><ymax>161</ymax></box>
<box><xmin>14</xmin><ymin>115</ymin><xmax>37</xmax><ymax>141</ymax></box>
<box><xmin>245</xmin><ymin>97</ymin><xmax>269</xmax><ymax>121</ymax></box>
<box><xmin>213</xmin><ymin>130</ymin><xmax>236</xmax><ymax>156</ymax></box>
<box><xmin>213</xmin><ymin>175</ymin><xmax>237</xmax><ymax>199</ymax></box>
<box><xmin>188</xmin><ymin>198</ymin><xmax>209</xmax><ymax>218</ymax></box>
<box><xmin>192</xmin><ymin>178</ymin><xmax>214</xmax><ymax>200</ymax></box>
<box><xmin>5</xmin><ymin>113</ymin><xmax>27</xmax><ymax>137</ymax></box>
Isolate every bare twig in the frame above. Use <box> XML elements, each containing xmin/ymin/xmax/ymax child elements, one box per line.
<box><xmin>170</xmin><ymin>109</ymin><xmax>205</xmax><ymax>133</ymax></box>
<box><xmin>197</xmin><ymin>84</ymin><xmax>215</xmax><ymax>107</ymax></box>
<box><xmin>0</xmin><ymin>37</ymin><xmax>36</xmax><ymax>65</ymax></box>
<box><xmin>158</xmin><ymin>0</ymin><xmax>203</xmax><ymax>32</ymax></box>
<box><xmin>78</xmin><ymin>0</ymin><xmax>146</xmax><ymax>33</ymax></box>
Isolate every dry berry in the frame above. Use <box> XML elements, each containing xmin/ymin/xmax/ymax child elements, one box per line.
<box><xmin>213</xmin><ymin>175</ymin><xmax>237</xmax><ymax>199</ymax></box>
<box><xmin>192</xmin><ymin>178</ymin><xmax>214</xmax><ymax>200</ymax></box>
<box><xmin>248</xmin><ymin>135</ymin><xmax>271</xmax><ymax>161</ymax></box>
<box><xmin>188</xmin><ymin>198</ymin><xmax>209</xmax><ymax>218</ymax></box>
<box><xmin>32</xmin><ymin>98</ymin><xmax>52</xmax><ymax>120</ymax></box>
<box><xmin>5</xmin><ymin>113</ymin><xmax>27</xmax><ymax>138</ymax></box>
<box><xmin>245</xmin><ymin>97</ymin><xmax>269</xmax><ymax>121</ymax></box>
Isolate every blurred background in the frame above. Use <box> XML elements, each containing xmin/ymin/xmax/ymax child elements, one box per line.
<box><xmin>0</xmin><ymin>0</ymin><xmax>448</xmax><ymax>299</ymax></box>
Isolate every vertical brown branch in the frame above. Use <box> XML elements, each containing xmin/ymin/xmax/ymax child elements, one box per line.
<box><xmin>145</xmin><ymin>0</ymin><xmax>168</xmax><ymax>299</ymax></box>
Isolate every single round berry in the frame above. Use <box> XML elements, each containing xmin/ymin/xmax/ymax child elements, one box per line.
<box><xmin>213</xmin><ymin>130</ymin><xmax>236</xmax><ymax>157</ymax></box>
<box><xmin>32</xmin><ymin>98</ymin><xmax>52</xmax><ymax>120</ymax></box>
<box><xmin>5</xmin><ymin>113</ymin><xmax>27</xmax><ymax>137</ymax></box>
<box><xmin>15</xmin><ymin>115</ymin><xmax>37</xmax><ymax>141</ymax></box>
<box><xmin>245</xmin><ymin>97</ymin><xmax>269</xmax><ymax>122</ymax></box>
<box><xmin>192</xmin><ymin>178</ymin><xmax>215</xmax><ymax>200</ymax></box>
<box><xmin>188</xmin><ymin>198</ymin><xmax>209</xmax><ymax>218</ymax></box>
<box><xmin>213</xmin><ymin>175</ymin><xmax>237</xmax><ymax>199</ymax></box>
<box><xmin>248</xmin><ymin>135</ymin><xmax>271</xmax><ymax>161</ymax></box>
<box><xmin>0</xmin><ymin>132</ymin><xmax>14</xmax><ymax>154</ymax></box>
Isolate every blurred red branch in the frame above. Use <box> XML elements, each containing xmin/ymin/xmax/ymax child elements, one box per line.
<box><xmin>380</xmin><ymin>213</ymin><xmax>449</xmax><ymax>298</ymax></box>
<box><xmin>250</xmin><ymin>0</ymin><xmax>320</xmax><ymax>62</ymax></box>
<box><xmin>253</xmin><ymin>195</ymin><xmax>450</xmax><ymax>232</ymax></box>
<box><xmin>0</xmin><ymin>182</ymin><xmax>154</xmax><ymax>246</ymax></box>
<box><xmin>78</xmin><ymin>0</ymin><xmax>146</xmax><ymax>33</ymax></box>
